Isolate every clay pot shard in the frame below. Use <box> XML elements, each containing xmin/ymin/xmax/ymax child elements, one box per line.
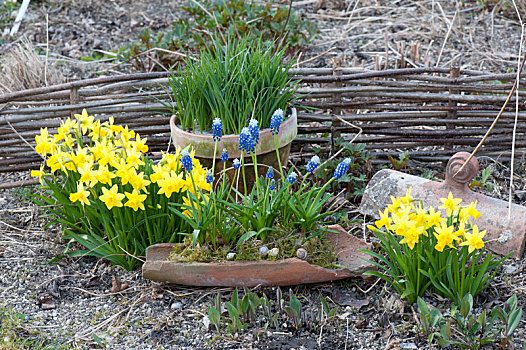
<box><xmin>142</xmin><ymin>225</ymin><xmax>374</xmax><ymax>287</ymax></box>
<box><xmin>359</xmin><ymin>152</ymin><xmax>526</xmax><ymax>259</ymax></box>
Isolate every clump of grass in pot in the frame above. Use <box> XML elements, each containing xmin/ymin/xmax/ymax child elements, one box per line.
<box><xmin>164</xmin><ymin>36</ymin><xmax>298</xmax><ymax>135</ymax></box>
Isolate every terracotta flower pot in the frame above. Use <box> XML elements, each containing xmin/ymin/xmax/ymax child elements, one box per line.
<box><xmin>169</xmin><ymin>108</ymin><xmax>297</xmax><ymax>186</ymax></box>
<box><xmin>142</xmin><ymin>225</ymin><xmax>374</xmax><ymax>287</ymax></box>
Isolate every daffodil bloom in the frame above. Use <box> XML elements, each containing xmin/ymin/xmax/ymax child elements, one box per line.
<box><xmin>391</xmin><ymin>211</ymin><xmax>412</xmax><ymax>237</ymax></box>
<box><xmin>35</xmin><ymin>127</ymin><xmax>54</xmax><ymax>155</ymax></box>
<box><xmin>124</xmin><ymin>189</ymin><xmax>147</xmax><ymax>211</ymax></box>
<box><xmin>425</xmin><ymin>206</ymin><xmax>442</xmax><ymax>228</ymax></box>
<box><xmin>375</xmin><ymin>208</ymin><xmax>391</xmax><ymax>230</ymax></box>
<box><xmin>125</xmin><ymin>149</ymin><xmax>145</xmax><ymax>168</ymax></box>
<box><xmin>387</xmin><ymin>196</ymin><xmax>402</xmax><ymax>214</ymax></box>
<box><xmin>96</xmin><ymin>166</ymin><xmax>116</xmax><ymax>185</ymax></box>
<box><xmin>46</xmin><ymin>153</ymin><xmax>64</xmax><ymax>172</ymax></box>
<box><xmin>157</xmin><ymin>171</ymin><xmax>185</xmax><ymax>198</ymax></box>
<box><xmin>459</xmin><ymin>225</ymin><xmax>486</xmax><ymax>253</ymax></box>
<box><xmin>70</xmin><ymin>182</ymin><xmax>91</xmax><ymax>206</ymax></box>
<box><xmin>132</xmin><ymin>134</ymin><xmax>149</xmax><ymax>153</ymax></box>
<box><xmin>460</xmin><ymin>201</ymin><xmax>481</xmax><ymax>221</ymax></box>
<box><xmin>71</xmin><ymin>148</ymin><xmax>90</xmax><ymax>167</ymax></box>
<box><xmin>30</xmin><ymin>165</ymin><xmax>45</xmax><ymax>185</ymax></box>
<box><xmin>74</xmin><ymin>109</ymin><xmax>95</xmax><ymax>135</ymax></box>
<box><xmin>130</xmin><ymin>172</ymin><xmax>151</xmax><ymax>191</ymax></box>
<box><xmin>433</xmin><ymin>221</ymin><xmax>458</xmax><ymax>252</ymax></box>
<box><xmin>78</xmin><ymin>162</ymin><xmax>98</xmax><ymax>187</ymax></box>
<box><xmin>149</xmin><ymin>165</ymin><xmax>164</xmax><ymax>184</ymax></box>
<box><xmin>399</xmin><ymin>226</ymin><xmax>423</xmax><ymax>249</ymax></box>
<box><xmin>439</xmin><ymin>192</ymin><xmax>462</xmax><ymax>216</ymax></box>
<box><xmin>120</xmin><ymin>125</ymin><xmax>135</xmax><ymax>142</ymax></box>
<box><xmin>410</xmin><ymin>206</ymin><xmax>427</xmax><ymax>229</ymax></box>
<box><xmin>99</xmin><ymin>184</ymin><xmax>125</xmax><ymax>210</ymax></box>
<box><xmin>119</xmin><ymin>167</ymin><xmax>136</xmax><ymax>186</ymax></box>
<box><xmin>400</xmin><ymin>187</ymin><xmax>413</xmax><ymax>204</ymax></box>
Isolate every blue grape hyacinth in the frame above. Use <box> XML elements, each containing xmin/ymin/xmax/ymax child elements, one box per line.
<box><xmin>220</xmin><ymin>148</ymin><xmax>228</xmax><ymax>162</ymax></box>
<box><xmin>269</xmin><ymin>179</ymin><xmax>276</xmax><ymax>191</ymax></box>
<box><xmin>212</xmin><ymin>118</ymin><xmax>222</xmax><ymax>141</ymax></box>
<box><xmin>233</xmin><ymin>159</ymin><xmax>241</xmax><ymax>170</ymax></box>
<box><xmin>270</xmin><ymin>109</ymin><xmax>284</xmax><ymax>136</ymax></box>
<box><xmin>239</xmin><ymin>127</ymin><xmax>255</xmax><ymax>154</ymax></box>
<box><xmin>181</xmin><ymin>149</ymin><xmax>193</xmax><ymax>172</ymax></box>
<box><xmin>287</xmin><ymin>172</ymin><xmax>297</xmax><ymax>184</ymax></box>
<box><xmin>248</xmin><ymin>119</ymin><xmax>259</xmax><ymax>145</ymax></box>
<box><xmin>334</xmin><ymin>158</ymin><xmax>351</xmax><ymax>180</ymax></box>
<box><xmin>206</xmin><ymin>170</ymin><xmax>214</xmax><ymax>184</ymax></box>
<box><xmin>306</xmin><ymin>155</ymin><xmax>321</xmax><ymax>174</ymax></box>
<box><xmin>266</xmin><ymin>166</ymin><xmax>274</xmax><ymax>179</ymax></box>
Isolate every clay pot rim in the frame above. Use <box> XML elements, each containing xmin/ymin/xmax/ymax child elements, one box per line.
<box><xmin>169</xmin><ymin>107</ymin><xmax>297</xmax><ymax>142</ymax></box>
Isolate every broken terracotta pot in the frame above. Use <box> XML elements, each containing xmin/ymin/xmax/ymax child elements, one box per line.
<box><xmin>142</xmin><ymin>225</ymin><xmax>374</xmax><ymax>287</ymax></box>
<box><xmin>359</xmin><ymin>152</ymin><xmax>526</xmax><ymax>259</ymax></box>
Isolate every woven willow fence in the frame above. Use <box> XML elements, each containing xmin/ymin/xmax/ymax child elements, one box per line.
<box><xmin>1</xmin><ymin>67</ymin><xmax>525</xmax><ymax>187</ymax></box>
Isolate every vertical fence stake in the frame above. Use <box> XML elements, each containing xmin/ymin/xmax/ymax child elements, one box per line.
<box><xmin>70</xmin><ymin>87</ymin><xmax>80</xmax><ymax>118</ymax></box>
<box><xmin>331</xmin><ymin>67</ymin><xmax>343</xmax><ymax>155</ymax></box>
<box><xmin>447</xmin><ymin>64</ymin><xmax>460</xmax><ymax>153</ymax></box>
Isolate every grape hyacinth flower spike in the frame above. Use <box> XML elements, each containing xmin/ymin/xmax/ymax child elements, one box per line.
<box><xmin>266</xmin><ymin>166</ymin><xmax>274</xmax><ymax>179</ymax></box>
<box><xmin>206</xmin><ymin>170</ymin><xmax>213</xmax><ymax>184</ymax></box>
<box><xmin>306</xmin><ymin>155</ymin><xmax>321</xmax><ymax>174</ymax></box>
<box><xmin>220</xmin><ymin>148</ymin><xmax>229</xmax><ymax>162</ymax></box>
<box><xmin>233</xmin><ymin>159</ymin><xmax>241</xmax><ymax>170</ymax></box>
<box><xmin>334</xmin><ymin>158</ymin><xmax>351</xmax><ymax>179</ymax></box>
<box><xmin>269</xmin><ymin>179</ymin><xmax>276</xmax><ymax>191</ymax></box>
<box><xmin>239</xmin><ymin>127</ymin><xmax>255</xmax><ymax>154</ymax></box>
<box><xmin>248</xmin><ymin>119</ymin><xmax>259</xmax><ymax>145</ymax></box>
<box><xmin>181</xmin><ymin>149</ymin><xmax>193</xmax><ymax>172</ymax></box>
<box><xmin>287</xmin><ymin>172</ymin><xmax>297</xmax><ymax>184</ymax></box>
<box><xmin>270</xmin><ymin>108</ymin><xmax>284</xmax><ymax>136</ymax></box>
<box><xmin>212</xmin><ymin>118</ymin><xmax>222</xmax><ymax>142</ymax></box>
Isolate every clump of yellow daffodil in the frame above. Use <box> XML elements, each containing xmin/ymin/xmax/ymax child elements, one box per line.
<box><xmin>363</xmin><ymin>187</ymin><xmax>506</xmax><ymax>305</ymax></box>
<box><xmin>32</xmin><ymin>109</ymin><xmax>210</xmax><ymax>212</ymax></box>
<box><xmin>368</xmin><ymin>187</ymin><xmax>484</xmax><ymax>253</ymax></box>
<box><xmin>30</xmin><ymin>110</ymin><xmax>211</xmax><ymax>270</ymax></box>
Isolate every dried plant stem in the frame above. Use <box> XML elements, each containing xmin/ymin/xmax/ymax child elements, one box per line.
<box><xmin>508</xmin><ymin>0</ymin><xmax>525</xmax><ymax>222</ymax></box>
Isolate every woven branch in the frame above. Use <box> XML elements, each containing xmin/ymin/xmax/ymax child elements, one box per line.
<box><xmin>1</xmin><ymin>67</ymin><xmax>524</xmax><ymax>178</ymax></box>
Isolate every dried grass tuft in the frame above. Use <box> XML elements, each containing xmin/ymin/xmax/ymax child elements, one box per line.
<box><xmin>0</xmin><ymin>38</ymin><xmax>62</xmax><ymax>93</ymax></box>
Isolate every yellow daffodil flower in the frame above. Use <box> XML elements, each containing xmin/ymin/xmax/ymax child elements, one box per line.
<box><xmin>124</xmin><ymin>189</ymin><xmax>147</xmax><ymax>211</ymax></box>
<box><xmin>30</xmin><ymin>165</ymin><xmax>45</xmax><ymax>185</ymax></box>
<box><xmin>425</xmin><ymin>206</ymin><xmax>442</xmax><ymax>228</ymax></box>
<box><xmin>375</xmin><ymin>208</ymin><xmax>391</xmax><ymax>230</ymax></box>
<box><xmin>96</xmin><ymin>165</ymin><xmax>116</xmax><ymax>185</ymax></box>
<box><xmin>70</xmin><ymin>182</ymin><xmax>91</xmax><ymax>206</ymax></box>
<box><xmin>133</xmin><ymin>134</ymin><xmax>148</xmax><ymax>153</ymax></box>
<box><xmin>99</xmin><ymin>184</ymin><xmax>125</xmax><ymax>210</ymax></box>
<box><xmin>460</xmin><ymin>201</ymin><xmax>481</xmax><ymax>221</ymax></box>
<box><xmin>439</xmin><ymin>192</ymin><xmax>462</xmax><ymax>216</ymax></box>
<box><xmin>433</xmin><ymin>221</ymin><xmax>458</xmax><ymax>252</ymax></box>
<box><xmin>387</xmin><ymin>195</ymin><xmax>402</xmax><ymax>214</ymax></box>
<box><xmin>459</xmin><ymin>225</ymin><xmax>486</xmax><ymax>253</ymax></box>
<box><xmin>157</xmin><ymin>171</ymin><xmax>185</xmax><ymax>198</ymax></box>
<box><xmin>400</xmin><ymin>187</ymin><xmax>413</xmax><ymax>204</ymax></box>
<box><xmin>130</xmin><ymin>172</ymin><xmax>151</xmax><ymax>191</ymax></box>
<box><xmin>78</xmin><ymin>162</ymin><xmax>98</xmax><ymax>187</ymax></box>
<box><xmin>74</xmin><ymin>109</ymin><xmax>95</xmax><ymax>135</ymax></box>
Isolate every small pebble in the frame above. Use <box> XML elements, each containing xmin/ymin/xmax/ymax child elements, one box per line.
<box><xmin>296</xmin><ymin>248</ymin><xmax>307</xmax><ymax>259</ymax></box>
<box><xmin>503</xmin><ymin>264</ymin><xmax>518</xmax><ymax>274</ymax></box>
<box><xmin>226</xmin><ymin>252</ymin><xmax>236</xmax><ymax>260</ymax></box>
<box><xmin>171</xmin><ymin>302</ymin><xmax>182</xmax><ymax>310</ymax></box>
<box><xmin>259</xmin><ymin>246</ymin><xmax>269</xmax><ymax>256</ymax></box>
<box><xmin>269</xmin><ymin>248</ymin><xmax>279</xmax><ymax>257</ymax></box>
